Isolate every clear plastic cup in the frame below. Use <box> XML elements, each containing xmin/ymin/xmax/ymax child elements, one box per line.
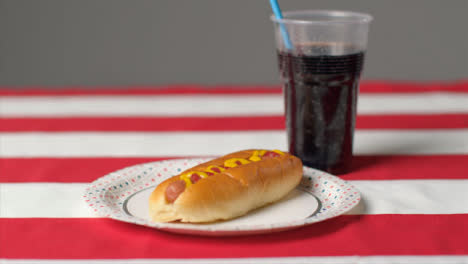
<box><xmin>271</xmin><ymin>10</ymin><xmax>372</xmax><ymax>175</ymax></box>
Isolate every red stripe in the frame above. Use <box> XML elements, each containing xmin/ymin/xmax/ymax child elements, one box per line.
<box><xmin>0</xmin><ymin>157</ymin><xmax>168</xmax><ymax>183</ymax></box>
<box><xmin>1</xmin><ymin>215</ymin><xmax>467</xmax><ymax>259</ymax></box>
<box><xmin>0</xmin><ymin>116</ymin><xmax>283</xmax><ymax>132</ymax></box>
<box><xmin>1</xmin><ymin>155</ymin><xmax>466</xmax><ymax>183</ymax></box>
<box><xmin>341</xmin><ymin>155</ymin><xmax>468</xmax><ymax>180</ymax></box>
<box><xmin>1</xmin><ymin>114</ymin><xmax>468</xmax><ymax>132</ymax></box>
<box><xmin>1</xmin><ymin>81</ymin><xmax>467</xmax><ymax>96</ymax></box>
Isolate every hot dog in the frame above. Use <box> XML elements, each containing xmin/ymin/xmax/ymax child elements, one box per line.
<box><xmin>149</xmin><ymin>149</ymin><xmax>303</xmax><ymax>223</ymax></box>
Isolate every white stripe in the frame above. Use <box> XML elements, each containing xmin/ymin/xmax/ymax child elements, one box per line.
<box><xmin>1</xmin><ymin>93</ymin><xmax>468</xmax><ymax>117</ymax></box>
<box><xmin>0</xmin><ymin>183</ymin><xmax>95</xmax><ymax>218</ymax></box>
<box><xmin>1</xmin><ymin>256</ymin><xmax>468</xmax><ymax>264</ymax></box>
<box><xmin>358</xmin><ymin>93</ymin><xmax>468</xmax><ymax>114</ymax></box>
<box><xmin>346</xmin><ymin>180</ymin><xmax>468</xmax><ymax>215</ymax></box>
<box><xmin>0</xmin><ymin>95</ymin><xmax>281</xmax><ymax>117</ymax></box>
<box><xmin>0</xmin><ymin>130</ymin><xmax>467</xmax><ymax>157</ymax></box>
<box><xmin>2</xmin><ymin>180</ymin><xmax>467</xmax><ymax>218</ymax></box>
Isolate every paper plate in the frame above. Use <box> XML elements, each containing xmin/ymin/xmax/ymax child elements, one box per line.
<box><xmin>84</xmin><ymin>158</ymin><xmax>360</xmax><ymax>236</ymax></box>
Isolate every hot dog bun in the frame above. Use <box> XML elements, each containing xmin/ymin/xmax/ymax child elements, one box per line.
<box><xmin>149</xmin><ymin>149</ymin><xmax>303</xmax><ymax>223</ymax></box>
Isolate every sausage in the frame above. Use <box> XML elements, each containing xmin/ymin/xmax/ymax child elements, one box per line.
<box><xmin>164</xmin><ymin>180</ymin><xmax>186</xmax><ymax>203</ymax></box>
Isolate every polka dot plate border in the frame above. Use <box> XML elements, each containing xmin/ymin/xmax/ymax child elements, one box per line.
<box><xmin>83</xmin><ymin>158</ymin><xmax>361</xmax><ymax>236</ymax></box>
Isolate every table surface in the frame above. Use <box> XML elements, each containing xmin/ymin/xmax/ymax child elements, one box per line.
<box><xmin>1</xmin><ymin>81</ymin><xmax>467</xmax><ymax>264</ymax></box>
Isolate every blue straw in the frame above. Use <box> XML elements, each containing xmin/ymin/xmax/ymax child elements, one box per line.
<box><xmin>269</xmin><ymin>0</ymin><xmax>293</xmax><ymax>50</ymax></box>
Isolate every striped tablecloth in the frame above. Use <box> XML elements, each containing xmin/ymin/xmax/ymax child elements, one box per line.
<box><xmin>1</xmin><ymin>81</ymin><xmax>467</xmax><ymax>264</ymax></box>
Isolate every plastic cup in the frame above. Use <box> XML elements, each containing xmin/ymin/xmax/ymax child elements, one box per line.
<box><xmin>271</xmin><ymin>10</ymin><xmax>372</xmax><ymax>174</ymax></box>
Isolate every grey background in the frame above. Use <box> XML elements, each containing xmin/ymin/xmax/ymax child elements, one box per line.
<box><xmin>1</xmin><ymin>0</ymin><xmax>467</xmax><ymax>87</ymax></box>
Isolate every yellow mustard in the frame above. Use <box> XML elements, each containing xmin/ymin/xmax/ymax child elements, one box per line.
<box><xmin>179</xmin><ymin>171</ymin><xmax>209</xmax><ymax>186</ymax></box>
<box><xmin>179</xmin><ymin>150</ymin><xmax>284</xmax><ymax>185</ymax></box>
<box><xmin>180</xmin><ymin>174</ymin><xmax>192</xmax><ymax>187</ymax></box>
<box><xmin>224</xmin><ymin>158</ymin><xmax>250</xmax><ymax>168</ymax></box>
<box><xmin>206</xmin><ymin>165</ymin><xmax>225</xmax><ymax>173</ymax></box>
<box><xmin>194</xmin><ymin>171</ymin><xmax>209</xmax><ymax>178</ymax></box>
<box><xmin>249</xmin><ymin>155</ymin><xmax>261</xmax><ymax>162</ymax></box>
<box><xmin>272</xmin><ymin>149</ymin><xmax>285</xmax><ymax>155</ymax></box>
<box><xmin>249</xmin><ymin>150</ymin><xmax>266</xmax><ymax>161</ymax></box>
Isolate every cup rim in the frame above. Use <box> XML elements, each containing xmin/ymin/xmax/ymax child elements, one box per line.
<box><xmin>270</xmin><ymin>9</ymin><xmax>373</xmax><ymax>25</ymax></box>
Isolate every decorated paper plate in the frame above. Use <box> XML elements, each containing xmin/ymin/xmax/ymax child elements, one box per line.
<box><xmin>83</xmin><ymin>158</ymin><xmax>360</xmax><ymax>236</ymax></box>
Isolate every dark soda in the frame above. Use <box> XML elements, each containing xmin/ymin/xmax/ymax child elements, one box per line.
<box><xmin>277</xmin><ymin>43</ymin><xmax>365</xmax><ymax>174</ymax></box>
